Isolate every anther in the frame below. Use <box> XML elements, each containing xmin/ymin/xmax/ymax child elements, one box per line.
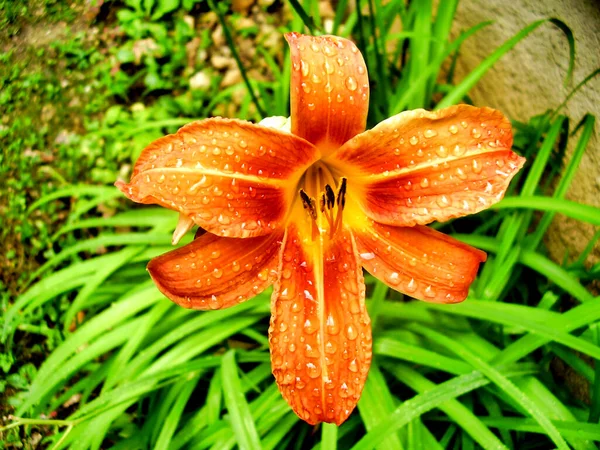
<box><xmin>333</xmin><ymin>178</ymin><xmax>347</xmax><ymax>236</ymax></box>
<box><xmin>325</xmin><ymin>184</ymin><xmax>335</xmax><ymax>209</ymax></box>
<box><xmin>300</xmin><ymin>189</ymin><xmax>317</xmax><ymax>220</ymax></box>
<box><xmin>336</xmin><ymin>178</ymin><xmax>347</xmax><ymax>208</ymax></box>
<box><xmin>300</xmin><ymin>189</ymin><xmax>319</xmax><ymax>239</ymax></box>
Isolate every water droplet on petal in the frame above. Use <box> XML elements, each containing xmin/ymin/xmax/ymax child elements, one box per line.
<box><xmin>448</xmin><ymin>124</ymin><xmax>458</xmax><ymax>134</ymax></box>
<box><xmin>301</xmin><ymin>60</ymin><xmax>310</xmax><ymax>77</ymax></box>
<box><xmin>345</xmin><ymin>76</ymin><xmax>357</xmax><ymax>91</ymax></box>
<box><xmin>346</xmin><ymin>324</ymin><xmax>358</xmax><ymax>340</ymax></box>
<box><xmin>409</xmin><ymin>136</ymin><xmax>419</xmax><ymax>145</ymax></box>
<box><xmin>306</xmin><ymin>362</ymin><xmax>321</xmax><ymax>378</ymax></box>
<box><xmin>436</xmin><ymin>146</ymin><xmax>448</xmax><ymax>158</ymax></box>
<box><xmin>424</xmin><ymin>129</ymin><xmax>438</xmax><ymax>138</ymax></box>
<box><xmin>384</xmin><ymin>271</ymin><xmax>400</xmax><ymax>286</ymax></box>
<box><xmin>424</xmin><ymin>285</ymin><xmax>436</xmax><ymax>298</ymax></box>
<box><xmin>406</xmin><ymin>278</ymin><xmax>417</xmax><ymax>292</ymax></box>
<box><xmin>437</xmin><ymin>195</ymin><xmax>451</xmax><ymax>207</ymax></box>
<box><xmin>348</xmin><ymin>359</ymin><xmax>358</xmax><ymax>372</ymax></box>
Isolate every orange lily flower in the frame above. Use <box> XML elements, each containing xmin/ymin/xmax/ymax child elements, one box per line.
<box><xmin>116</xmin><ymin>32</ymin><xmax>524</xmax><ymax>425</ymax></box>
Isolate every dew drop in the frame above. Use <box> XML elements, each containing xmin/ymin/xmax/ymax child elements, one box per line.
<box><xmin>420</xmin><ymin>178</ymin><xmax>430</xmax><ymax>188</ymax></box>
<box><xmin>424</xmin><ymin>285</ymin><xmax>436</xmax><ymax>298</ymax></box>
<box><xmin>301</xmin><ymin>60</ymin><xmax>310</xmax><ymax>77</ymax></box>
<box><xmin>359</xmin><ymin>252</ymin><xmax>375</xmax><ymax>261</ymax></box>
<box><xmin>409</xmin><ymin>135</ymin><xmax>419</xmax><ymax>145</ymax></box>
<box><xmin>405</xmin><ymin>278</ymin><xmax>417</xmax><ymax>292</ymax></box>
<box><xmin>471</xmin><ymin>128</ymin><xmax>481</xmax><ymax>138</ymax></box>
<box><xmin>345</xmin><ymin>76</ymin><xmax>358</xmax><ymax>91</ymax></box>
<box><xmin>304</xmin><ymin>319</ymin><xmax>317</xmax><ymax>334</ymax></box>
<box><xmin>436</xmin><ymin>146</ymin><xmax>448</xmax><ymax>158</ymax></box>
<box><xmin>424</xmin><ymin>129</ymin><xmax>438</xmax><ymax>138</ymax></box>
<box><xmin>452</xmin><ymin>145</ymin><xmax>465</xmax><ymax>156</ymax></box>
<box><xmin>472</xmin><ymin>159</ymin><xmax>482</xmax><ymax>174</ymax></box>
<box><xmin>436</xmin><ymin>195</ymin><xmax>450</xmax><ymax>208</ymax></box>
<box><xmin>346</xmin><ymin>324</ymin><xmax>358</xmax><ymax>340</ymax></box>
<box><xmin>326</xmin><ymin>313</ymin><xmax>340</xmax><ymax>335</ymax></box>
<box><xmin>325</xmin><ymin>340</ymin><xmax>337</xmax><ymax>354</ymax></box>
<box><xmin>306</xmin><ymin>362</ymin><xmax>321</xmax><ymax>378</ymax></box>
<box><xmin>209</xmin><ymin>295</ymin><xmax>220</xmax><ymax>309</ymax></box>
<box><xmin>348</xmin><ymin>359</ymin><xmax>358</xmax><ymax>372</ymax></box>
<box><xmin>384</xmin><ymin>271</ymin><xmax>400</xmax><ymax>286</ymax></box>
<box><xmin>448</xmin><ymin>124</ymin><xmax>458</xmax><ymax>134</ymax></box>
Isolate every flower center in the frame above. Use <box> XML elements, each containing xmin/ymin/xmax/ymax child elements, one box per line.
<box><xmin>298</xmin><ymin>162</ymin><xmax>347</xmax><ymax>240</ymax></box>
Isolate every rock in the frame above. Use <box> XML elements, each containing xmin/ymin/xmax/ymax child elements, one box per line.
<box><xmin>211</xmin><ymin>54</ymin><xmax>233</xmax><ymax>70</ymax></box>
<box><xmin>221</xmin><ymin>68</ymin><xmax>242</xmax><ymax>87</ymax></box>
<box><xmin>189</xmin><ymin>71</ymin><xmax>212</xmax><ymax>90</ymax></box>
<box><xmin>450</xmin><ymin>0</ymin><xmax>600</xmax><ymax>264</ymax></box>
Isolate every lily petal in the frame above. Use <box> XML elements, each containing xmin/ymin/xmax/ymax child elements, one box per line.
<box><xmin>269</xmin><ymin>224</ymin><xmax>372</xmax><ymax>425</ymax></box>
<box><xmin>286</xmin><ymin>32</ymin><xmax>369</xmax><ymax>155</ymax></box>
<box><xmin>116</xmin><ymin>118</ymin><xmax>318</xmax><ymax>237</ymax></box>
<box><xmin>330</xmin><ymin>105</ymin><xmax>525</xmax><ymax>226</ymax></box>
<box><xmin>354</xmin><ymin>220</ymin><xmax>486</xmax><ymax>303</ymax></box>
<box><xmin>147</xmin><ymin>230</ymin><xmax>284</xmax><ymax>309</ymax></box>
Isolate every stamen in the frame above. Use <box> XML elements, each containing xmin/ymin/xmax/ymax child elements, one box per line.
<box><xmin>325</xmin><ymin>185</ymin><xmax>335</xmax><ymax>209</ymax></box>
<box><xmin>300</xmin><ymin>189</ymin><xmax>317</xmax><ymax>220</ymax></box>
<box><xmin>300</xmin><ymin>189</ymin><xmax>319</xmax><ymax>240</ymax></box>
<box><xmin>336</xmin><ymin>178</ymin><xmax>347</xmax><ymax>208</ymax></box>
<box><xmin>333</xmin><ymin>177</ymin><xmax>347</xmax><ymax>236</ymax></box>
<box><xmin>299</xmin><ymin>175</ymin><xmax>348</xmax><ymax>241</ymax></box>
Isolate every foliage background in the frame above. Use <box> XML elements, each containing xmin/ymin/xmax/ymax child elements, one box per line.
<box><xmin>1</xmin><ymin>0</ymin><xmax>599</xmax><ymax>449</ymax></box>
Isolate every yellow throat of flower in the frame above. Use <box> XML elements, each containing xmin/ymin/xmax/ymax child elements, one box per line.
<box><xmin>298</xmin><ymin>162</ymin><xmax>347</xmax><ymax>241</ymax></box>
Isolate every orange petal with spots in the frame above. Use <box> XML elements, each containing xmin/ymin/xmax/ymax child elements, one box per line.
<box><xmin>286</xmin><ymin>32</ymin><xmax>369</xmax><ymax>155</ymax></box>
<box><xmin>330</xmin><ymin>105</ymin><xmax>525</xmax><ymax>226</ymax></box>
<box><xmin>269</xmin><ymin>224</ymin><xmax>372</xmax><ymax>425</ymax></box>
<box><xmin>116</xmin><ymin>118</ymin><xmax>318</xmax><ymax>237</ymax></box>
<box><xmin>147</xmin><ymin>230</ymin><xmax>284</xmax><ymax>309</ymax></box>
<box><xmin>354</xmin><ymin>220</ymin><xmax>486</xmax><ymax>303</ymax></box>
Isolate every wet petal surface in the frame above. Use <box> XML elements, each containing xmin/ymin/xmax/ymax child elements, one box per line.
<box><xmin>116</xmin><ymin>118</ymin><xmax>318</xmax><ymax>237</ymax></box>
<box><xmin>286</xmin><ymin>32</ymin><xmax>369</xmax><ymax>155</ymax></box>
<box><xmin>330</xmin><ymin>105</ymin><xmax>525</xmax><ymax>226</ymax></box>
<box><xmin>148</xmin><ymin>230</ymin><xmax>284</xmax><ymax>309</ymax></box>
<box><xmin>269</xmin><ymin>224</ymin><xmax>371</xmax><ymax>425</ymax></box>
<box><xmin>354</xmin><ymin>220</ymin><xmax>486</xmax><ymax>303</ymax></box>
